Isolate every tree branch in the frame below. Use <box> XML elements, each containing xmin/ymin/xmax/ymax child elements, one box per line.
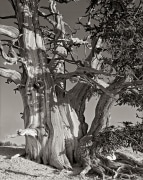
<box><xmin>0</xmin><ymin>24</ymin><xmax>19</xmax><ymax>38</ymax></box>
<box><xmin>38</xmin><ymin>10</ymin><xmax>56</xmax><ymax>26</ymax></box>
<box><xmin>0</xmin><ymin>41</ymin><xmax>23</xmax><ymax>65</ymax></box>
<box><xmin>0</xmin><ymin>66</ymin><xmax>21</xmax><ymax>85</ymax></box>
<box><xmin>56</xmin><ymin>0</ymin><xmax>79</xmax><ymax>3</ymax></box>
<box><xmin>0</xmin><ymin>15</ymin><xmax>16</xmax><ymax>19</ymax></box>
<box><xmin>56</xmin><ymin>71</ymin><xmax>113</xmax><ymax>97</ymax></box>
<box><xmin>56</xmin><ymin>66</ymin><xmax>114</xmax><ymax>80</ymax></box>
<box><xmin>122</xmin><ymin>80</ymin><xmax>143</xmax><ymax>89</ymax></box>
<box><xmin>7</xmin><ymin>128</ymin><xmax>38</xmax><ymax>138</ymax></box>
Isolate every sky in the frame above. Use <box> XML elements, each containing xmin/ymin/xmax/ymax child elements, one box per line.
<box><xmin>0</xmin><ymin>0</ymin><xmax>141</xmax><ymax>145</ymax></box>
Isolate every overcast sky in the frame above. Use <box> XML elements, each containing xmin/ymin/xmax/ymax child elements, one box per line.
<box><xmin>0</xmin><ymin>0</ymin><xmax>140</xmax><ymax>145</ymax></box>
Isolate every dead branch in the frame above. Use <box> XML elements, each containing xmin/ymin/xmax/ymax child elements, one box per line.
<box><xmin>76</xmin><ymin>66</ymin><xmax>114</xmax><ymax>77</ymax></box>
<box><xmin>7</xmin><ymin>128</ymin><xmax>38</xmax><ymax>138</ymax></box>
<box><xmin>0</xmin><ymin>15</ymin><xmax>16</xmax><ymax>19</ymax></box>
<box><xmin>56</xmin><ymin>72</ymin><xmax>114</xmax><ymax>97</ymax></box>
<box><xmin>49</xmin><ymin>0</ymin><xmax>57</xmax><ymax>14</ymax></box>
<box><xmin>38</xmin><ymin>7</ymin><xmax>52</xmax><ymax>21</ymax></box>
<box><xmin>56</xmin><ymin>0</ymin><xmax>79</xmax><ymax>3</ymax></box>
<box><xmin>0</xmin><ymin>41</ymin><xmax>24</xmax><ymax>65</ymax></box>
<box><xmin>0</xmin><ymin>24</ymin><xmax>19</xmax><ymax>38</ymax></box>
<box><xmin>0</xmin><ymin>66</ymin><xmax>21</xmax><ymax>85</ymax></box>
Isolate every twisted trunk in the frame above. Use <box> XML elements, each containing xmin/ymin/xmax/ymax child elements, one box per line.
<box><xmin>9</xmin><ymin>0</ymin><xmax>82</xmax><ymax>169</ymax></box>
<box><xmin>88</xmin><ymin>77</ymin><xmax>126</xmax><ymax>136</ymax></box>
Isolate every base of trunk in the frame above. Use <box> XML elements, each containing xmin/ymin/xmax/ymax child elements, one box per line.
<box><xmin>24</xmin><ymin>103</ymin><xmax>82</xmax><ymax>170</ymax></box>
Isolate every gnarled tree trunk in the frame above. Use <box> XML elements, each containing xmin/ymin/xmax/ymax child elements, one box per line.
<box><xmin>0</xmin><ymin>0</ymin><xmax>130</xmax><ymax>172</ymax></box>
<box><xmin>88</xmin><ymin>77</ymin><xmax>126</xmax><ymax>136</ymax></box>
<box><xmin>9</xmin><ymin>0</ymin><xmax>82</xmax><ymax>169</ymax></box>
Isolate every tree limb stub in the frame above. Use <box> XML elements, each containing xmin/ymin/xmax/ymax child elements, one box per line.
<box><xmin>7</xmin><ymin>128</ymin><xmax>38</xmax><ymax>138</ymax></box>
<box><xmin>0</xmin><ymin>66</ymin><xmax>21</xmax><ymax>85</ymax></box>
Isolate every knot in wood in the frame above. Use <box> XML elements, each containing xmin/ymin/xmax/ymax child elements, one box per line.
<box><xmin>33</xmin><ymin>80</ymin><xmax>44</xmax><ymax>90</ymax></box>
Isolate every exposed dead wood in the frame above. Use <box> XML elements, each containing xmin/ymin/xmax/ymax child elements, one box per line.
<box><xmin>0</xmin><ymin>41</ymin><xmax>23</xmax><ymax>65</ymax></box>
<box><xmin>115</xmin><ymin>151</ymin><xmax>143</xmax><ymax>168</ymax></box>
<box><xmin>0</xmin><ymin>24</ymin><xmax>19</xmax><ymax>38</ymax></box>
<box><xmin>7</xmin><ymin>128</ymin><xmax>38</xmax><ymax>138</ymax></box>
<box><xmin>0</xmin><ymin>67</ymin><xmax>21</xmax><ymax>85</ymax></box>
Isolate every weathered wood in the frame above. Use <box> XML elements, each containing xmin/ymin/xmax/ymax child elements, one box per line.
<box><xmin>0</xmin><ymin>24</ymin><xmax>19</xmax><ymax>38</ymax></box>
<box><xmin>5</xmin><ymin>0</ymin><xmax>82</xmax><ymax>169</ymax></box>
<box><xmin>0</xmin><ymin>67</ymin><xmax>21</xmax><ymax>85</ymax></box>
<box><xmin>88</xmin><ymin>77</ymin><xmax>126</xmax><ymax>136</ymax></box>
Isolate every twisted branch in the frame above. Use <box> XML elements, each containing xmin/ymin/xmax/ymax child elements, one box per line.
<box><xmin>0</xmin><ymin>24</ymin><xmax>19</xmax><ymax>38</ymax></box>
<box><xmin>0</xmin><ymin>41</ymin><xmax>24</xmax><ymax>65</ymax></box>
<box><xmin>0</xmin><ymin>66</ymin><xmax>21</xmax><ymax>85</ymax></box>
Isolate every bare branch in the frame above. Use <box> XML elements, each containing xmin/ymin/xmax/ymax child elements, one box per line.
<box><xmin>56</xmin><ymin>0</ymin><xmax>79</xmax><ymax>3</ymax></box>
<box><xmin>49</xmin><ymin>0</ymin><xmax>57</xmax><ymax>14</ymax></box>
<box><xmin>38</xmin><ymin>10</ymin><xmax>56</xmax><ymax>27</ymax></box>
<box><xmin>38</xmin><ymin>9</ymin><xmax>54</xmax><ymax>20</ymax></box>
<box><xmin>0</xmin><ymin>15</ymin><xmax>16</xmax><ymax>19</ymax></box>
<box><xmin>7</xmin><ymin>128</ymin><xmax>38</xmax><ymax>138</ymax></box>
<box><xmin>76</xmin><ymin>66</ymin><xmax>114</xmax><ymax>76</ymax></box>
<box><xmin>0</xmin><ymin>24</ymin><xmax>19</xmax><ymax>38</ymax></box>
<box><xmin>0</xmin><ymin>66</ymin><xmax>21</xmax><ymax>85</ymax></box>
<box><xmin>56</xmin><ymin>70</ymin><xmax>114</xmax><ymax>97</ymax></box>
<box><xmin>56</xmin><ymin>66</ymin><xmax>114</xmax><ymax>80</ymax></box>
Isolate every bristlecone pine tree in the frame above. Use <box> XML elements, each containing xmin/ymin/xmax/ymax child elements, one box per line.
<box><xmin>0</xmin><ymin>0</ymin><xmax>143</xmax><ymax>172</ymax></box>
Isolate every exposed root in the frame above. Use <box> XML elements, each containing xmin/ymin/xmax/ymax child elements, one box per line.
<box><xmin>77</xmin><ymin>151</ymin><xmax>143</xmax><ymax>180</ymax></box>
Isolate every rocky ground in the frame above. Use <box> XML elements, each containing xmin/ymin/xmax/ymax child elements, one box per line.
<box><xmin>0</xmin><ymin>146</ymin><xmax>143</xmax><ymax>180</ymax></box>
